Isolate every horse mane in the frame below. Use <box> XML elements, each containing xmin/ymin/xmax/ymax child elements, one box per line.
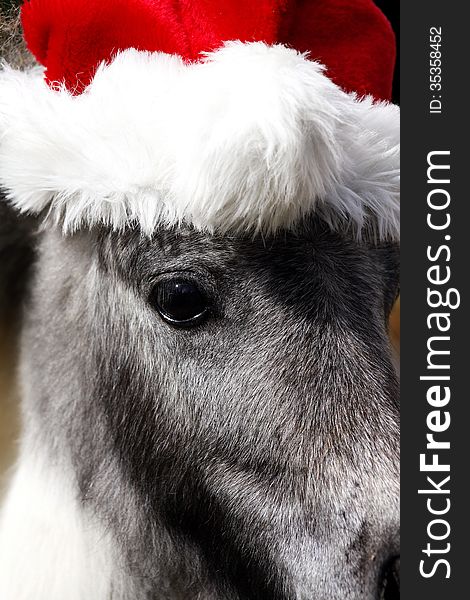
<box><xmin>0</xmin><ymin>2</ymin><xmax>37</xmax><ymax>70</ymax></box>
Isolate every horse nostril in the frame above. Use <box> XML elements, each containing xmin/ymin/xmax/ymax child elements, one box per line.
<box><xmin>379</xmin><ymin>556</ymin><xmax>400</xmax><ymax>600</ymax></box>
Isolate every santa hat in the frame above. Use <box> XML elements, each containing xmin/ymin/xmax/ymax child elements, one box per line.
<box><xmin>0</xmin><ymin>0</ymin><xmax>399</xmax><ymax>239</ymax></box>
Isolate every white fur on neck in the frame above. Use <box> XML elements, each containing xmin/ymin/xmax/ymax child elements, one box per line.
<box><xmin>0</xmin><ymin>449</ymin><xmax>124</xmax><ymax>600</ymax></box>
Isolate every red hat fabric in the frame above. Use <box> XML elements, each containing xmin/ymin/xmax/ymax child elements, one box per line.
<box><xmin>21</xmin><ymin>0</ymin><xmax>395</xmax><ymax>99</ymax></box>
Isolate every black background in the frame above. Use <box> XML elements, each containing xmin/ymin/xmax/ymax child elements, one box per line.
<box><xmin>375</xmin><ymin>0</ymin><xmax>400</xmax><ymax>104</ymax></box>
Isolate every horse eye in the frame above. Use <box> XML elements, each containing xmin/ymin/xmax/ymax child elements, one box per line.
<box><xmin>150</xmin><ymin>279</ymin><xmax>210</xmax><ymax>327</ymax></box>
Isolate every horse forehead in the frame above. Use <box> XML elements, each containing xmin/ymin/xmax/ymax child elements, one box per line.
<box><xmin>101</xmin><ymin>224</ymin><xmax>387</xmax><ymax>296</ymax></box>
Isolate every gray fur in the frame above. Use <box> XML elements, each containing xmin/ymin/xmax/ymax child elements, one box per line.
<box><xmin>14</xmin><ymin>218</ymin><xmax>399</xmax><ymax>599</ymax></box>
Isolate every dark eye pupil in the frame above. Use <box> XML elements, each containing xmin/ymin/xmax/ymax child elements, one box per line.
<box><xmin>151</xmin><ymin>279</ymin><xmax>209</xmax><ymax>326</ymax></box>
